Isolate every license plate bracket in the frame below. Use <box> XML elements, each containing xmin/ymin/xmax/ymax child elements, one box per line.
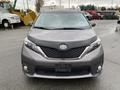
<box><xmin>55</xmin><ymin>64</ymin><xmax>71</xmax><ymax>72</ymax></box>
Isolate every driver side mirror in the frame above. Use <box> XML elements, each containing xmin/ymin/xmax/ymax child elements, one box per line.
<box><xmin>91</xmin><ymin>23</ymin><xmax>96</xmax><ymax>27</ymax></box>
<box><xmin>117</xmin><ymin>20</ymin><xmax>120</xmax><ymax>24</ymax></box>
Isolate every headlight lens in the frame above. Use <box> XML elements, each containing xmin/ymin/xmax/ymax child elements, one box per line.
<box><xmin>24</xmin><ymin>37</ymin><xmax>41</xmax><ymax>54</ymax></box>
<box><xmin>81</xmin><ymin>38</ymin><xmax>101</xmax><ymax>58</ymax></box>
<box><xmin>91</xmin><ymin>38</ymin><xmax>101</xmax><ymax>48</ymax></box>
<box><xmin>86</xmin><ymin>38</ymin><xmax>101</xmax><ymax>53</ymax></box>
<box><xmin>9</xmin><ymin>17</ymin><xmax>15</xmax><ymax>19</ymax></box>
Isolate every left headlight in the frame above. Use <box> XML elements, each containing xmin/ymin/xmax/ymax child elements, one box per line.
<box><xmin>24</xmin><ymin>37</ymin><xmax>43</xmax><ymax>55</ymax></box>
<box><xmin>9</xmin><ymin>17</ymin><xmax>15</xmax><ymax>19</ymax></box>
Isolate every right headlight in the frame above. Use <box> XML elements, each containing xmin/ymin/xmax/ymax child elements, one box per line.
<box><xmin>24</xmin><ymin>37</ymin><xmax>44</xmax><ymax>56</ymax></box>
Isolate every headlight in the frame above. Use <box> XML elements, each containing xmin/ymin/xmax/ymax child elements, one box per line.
<box><xmin>80</xmin><ymin>38</ymin><xmax>101</xmax><ymax>58</ymax></box>
<box><xmin>9</xmin><ymin>17</ymin><xmax>15</xmax><ymax>19</ymax></box>
<box><xmin>90</xmin><ymin>38</ymin><xmax>101</xmax><ymax>49</ymax></box>
<box><xmin>24</xmin><ymin>37</ymin><xmax>43</xmax><ymax>55</ymax></box>
<box><xmin>87</xmin><ymin>38</ymin><xmax>101</xmax><ymax>53</ymax></box>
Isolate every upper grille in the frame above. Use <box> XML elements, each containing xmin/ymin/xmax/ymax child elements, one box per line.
<box><xmin>40</xmin><ymin>46</ymin><xmax>86</xmax><ymax>58</ymax></box>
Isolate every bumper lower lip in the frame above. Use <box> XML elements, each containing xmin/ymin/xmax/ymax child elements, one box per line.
<box><xmin>25</xmin><ymin>73</ymin><xmax>100</xmax><ymax>79</ymax></box>
<box><xmin>10</xmin><ymin>20</ymin><xmax>21</xmax><ymax>24</ymax></box>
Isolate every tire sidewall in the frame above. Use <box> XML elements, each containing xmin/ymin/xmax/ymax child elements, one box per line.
<box><xmin>2</xmin><ymin>21</ymin><xmax>10</xmax><ymax>28</ymax></box>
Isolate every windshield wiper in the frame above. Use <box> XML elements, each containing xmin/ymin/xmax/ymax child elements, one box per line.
<box><xmin>33</xmin><ymin>27</ymin><xmax>86</xmax><ymax>30</ymax></box>
<box><xmin>33</xmin><ymin>26</ymin><xmax>50</xmax><ymax>30</ymax></box>
<box><xmin>52</xmin><ymin>27</ymin><xmax>84</xmax><ymax>30</ymax></box>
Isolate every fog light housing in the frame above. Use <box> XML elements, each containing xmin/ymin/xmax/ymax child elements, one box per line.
<box><xmin>23</xmin><ymin>65</ymin><xmax>28</xmax><ymax>72</ymax></box>
<box><xmin>97</xmin><ymin>66</ymin><xmax>102</xmax><ymax>72</ymax></box>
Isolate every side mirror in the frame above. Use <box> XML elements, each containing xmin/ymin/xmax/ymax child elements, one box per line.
<box><xmin>88</xmin><ymin>18</ymin><xmax>92</xmax><ymax>21</ymax></box>
<box><xmin>91</xmin><ymin>23</ymin><xmax>96</xmax><ymax>27</ymax></box>
<box><xmin>117</xmin><ymin>20</ymin><xmax>120</xmax><ymax>24</ymax></box>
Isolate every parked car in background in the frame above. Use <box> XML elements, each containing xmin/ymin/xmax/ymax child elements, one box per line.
<box><xmin>83</xmin><ymin>11</ymin><xmax>93</xmax><ymax>21</ymax></box>
<box><xmin>0</xmin><ymin>7</ymin><xmax>21</xmax><ymax>28</ymax></box>
<box><xmin>86</xmin><ymin>10</ymin><xmax>103</xmax><ymax>20</ymax></box>
<box><xmin>98</xmin><ymin>11</ymin><xmax>119</xmax><ymax>20</ymax></box>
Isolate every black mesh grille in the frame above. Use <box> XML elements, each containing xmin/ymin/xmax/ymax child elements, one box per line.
<box><xmin>40</xmin><ymin>46</ymin><xmax>86</xmax><ymax>58</ymax></box>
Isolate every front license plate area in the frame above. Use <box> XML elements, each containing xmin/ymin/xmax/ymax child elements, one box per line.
<box><xmin>55</xmin><ymin>64</ymin><xmax>71</xmax><ymax>72</ymax></box>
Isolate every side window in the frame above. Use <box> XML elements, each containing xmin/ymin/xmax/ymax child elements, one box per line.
<box><xmin>0</xmin><ymin>3</ymin><xmax>4</xmax><ymax>8</ymax></box>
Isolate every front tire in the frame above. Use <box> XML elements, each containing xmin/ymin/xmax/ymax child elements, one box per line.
<box><xmin>2</xmin><ymin>20</ymin><xmax>10</xmax><ymax>28</ymax></box>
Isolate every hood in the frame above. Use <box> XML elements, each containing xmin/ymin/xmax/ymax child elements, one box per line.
<box><xmin>28</xmin><ymin>28</ymin><xmax>97</xmax><ymax>49</ymax></box>
<box><xmin>2</xmin><ymin>13</ymin><xmax>18</xmax><ymax>17</ymax></box>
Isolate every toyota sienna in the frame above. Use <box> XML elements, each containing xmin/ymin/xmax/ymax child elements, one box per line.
<box><xmin>21</xmin><ymin>9</ymin><xmax>104</xmax><ymax>79</ymax></box>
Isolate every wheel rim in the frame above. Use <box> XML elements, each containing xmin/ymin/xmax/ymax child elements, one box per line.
<box><xmin>4</xmin><ymin>22</ymin><xmax>9</xmax><ymax>28</ymax></box>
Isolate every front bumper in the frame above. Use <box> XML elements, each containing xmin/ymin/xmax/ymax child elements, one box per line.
<box><xmin>9</xmin><ymin>19</ymin><xmax>21</xmax><ymax>24</ymax></box>
<box><xmin>21</xmin><ymin>45</ymin><xmax>104</xmax><ymax>79</ymax></box>
<box><xmin>25</xmin><ymin>73</ymin><xmax>100</xmax><ymax>79</ymax></box>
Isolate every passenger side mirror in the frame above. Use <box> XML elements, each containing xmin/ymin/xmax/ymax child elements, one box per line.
<box><xmin>91</xmin><ymin>22</ymin><xmax>96</xmax><ymax>27</ymax></box>
<box><xmin>117</xmin><ymin>20</ymin><xmax>120</xmax><ymax>24</ymax></box>
<box><xmin>88</xmin><ymin>18</ymin><xmax>92</xmax><ymax>21</ymax></box>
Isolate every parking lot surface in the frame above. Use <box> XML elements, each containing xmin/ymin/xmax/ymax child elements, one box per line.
<box><xmin>0</xmin><ymin>20</ymin><xmax>120</xmax><ymax>90</ymax></box>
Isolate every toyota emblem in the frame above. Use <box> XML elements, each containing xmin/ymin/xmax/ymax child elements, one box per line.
<box><xmin>59</xmin><ymin>44</ymin><xmax>68</xmax><ymax>50</ymax></box>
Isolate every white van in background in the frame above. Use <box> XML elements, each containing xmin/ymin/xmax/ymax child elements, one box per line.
<box><xmin>0</xmin><ymin>7</ymin><xmax>20</xmax><ymax>28</ymax></box>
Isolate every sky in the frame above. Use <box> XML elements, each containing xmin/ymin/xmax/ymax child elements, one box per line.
<box><xmin>12</xmin><ymin>0</ymin><xmax>120</xmax><ymax>10</ymax></box>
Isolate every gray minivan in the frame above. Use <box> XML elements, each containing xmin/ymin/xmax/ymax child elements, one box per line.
<box><xmin>21</xmin><ymin>9</ymin><xmax>104</xmax><ymax>79</ymax></box>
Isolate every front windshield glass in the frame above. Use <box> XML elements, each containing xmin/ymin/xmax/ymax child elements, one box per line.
<box><xmin>0</xmin><ymin>7</ymin><xmax>9</xmax><ymax>13</ymax></box>
<box><xmin>34</xmin><ymin>12</ymin><xmax>90</xmax><ymax>30</ymax></box>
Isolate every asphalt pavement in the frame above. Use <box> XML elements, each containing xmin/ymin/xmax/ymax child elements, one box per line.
<box><xmin>0</xmin><ymin>20</ymin><xmax>120</xmax><ymax>90</ymax></box>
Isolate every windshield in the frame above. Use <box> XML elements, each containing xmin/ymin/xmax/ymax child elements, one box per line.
<box><xmin>0</xmin><ymin>7</ymin><xmax>9</xmax><ymax>13</ymax></box>
<box><xmin>34</xmin><ymin>12</ymin><xmax>90</xmax><ymax>30</ymax></box>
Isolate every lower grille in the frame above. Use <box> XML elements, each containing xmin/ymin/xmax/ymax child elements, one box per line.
<box><xmin>40</xmin><ymin>46</ymin><xmax>86</xmax><ymax>58</ymax></box>
<box><xmin>35</xmin><ymin>66</ymin><xmax>90</xmax><ymax>76</ymax></box>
